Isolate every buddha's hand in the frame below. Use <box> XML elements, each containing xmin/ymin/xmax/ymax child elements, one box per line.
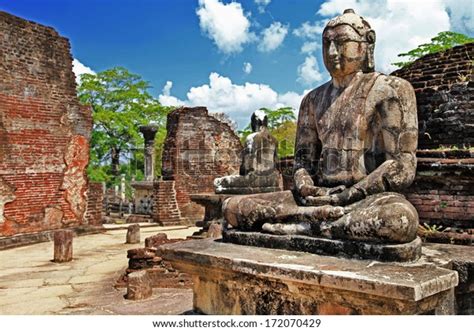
<box><xmin>299</xmin><ymin>184</ymin><xmax>346</xmax><ymax>197</ymax></box>
<box><xmin>305</xmin><ymin>186</ymin><xmax>364</xmax><ymax>207</ymax></box>
<box><xmin>294</xmin><ymin>168</ymin><xmax>345</xmax><ymax>197</ymax></box>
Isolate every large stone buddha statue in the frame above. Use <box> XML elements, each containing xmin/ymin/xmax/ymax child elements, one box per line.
<box><xmin>222</xmin><ymin>9</ymin><xmax>420</xmax><ymax>248</ymax></box>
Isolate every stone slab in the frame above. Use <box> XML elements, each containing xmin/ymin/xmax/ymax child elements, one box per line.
<box><xmin>223</xmin><ymin>229</ymin><xmax>422</xmax><ymax>262</ymax></box>
<box><xmin>160</xmin><ymin>239</ymin><xmax>458</xmax><ymax>314</ymax></box>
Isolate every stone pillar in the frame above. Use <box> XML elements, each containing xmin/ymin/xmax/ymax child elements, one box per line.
<box><xmin>126</xmin><ymin>224</ymin><xmax>140</xmax><ymax>244</ymax></box>
<box><xmin>126</xmin><ymin>270</ymin><xmax>152</xmax><ymax>300</ymax></box>
<box><xmin>53</xmin><ymin>230</ymin><xmax>73</xmax><ymax>263</ymax></box>
<box><xmin>139</xmin><ymin>125</ymin><xmax>159</xmax><ymax>182</ymax></box>
<box><xmin>120</xmin><ymin>174</ymin><xmax>126</xmax><ymax>202</ymax></box>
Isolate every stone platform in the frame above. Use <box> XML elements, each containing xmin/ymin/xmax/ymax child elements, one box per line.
<box><xmin>160</xmin><ymin>239</ymin><xmax>458</xmax><ymax>315</ymax></box>
<box><xmin>223</xmin><ymin>229</ymin><xmax>422</xmax><ymax>262</ymax></box>
<box><xmin>189</xmin><ymin>193</ymin><xmax>234</xmax><ymax>239</ymax></box>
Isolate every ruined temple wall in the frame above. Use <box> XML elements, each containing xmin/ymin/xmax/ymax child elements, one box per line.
<box><xmin>0</xmin><ymin>12</ymin><xmax>92</xmax><ymax>236</ymax></box>
<box><xmin>160</xmin><ymin>107</ymin><xmax>242</xmax><ymax>222</ymax></box>
<box><xmin>392</xmin><ymin>43</ymin><xmax>473</xmax><ymax>149</ymax></box>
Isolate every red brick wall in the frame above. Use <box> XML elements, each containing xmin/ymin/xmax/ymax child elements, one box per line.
<box><xmin>0</xmin><ymin>11</ymin><xmax>92</xmax><ymax>236</ymax></box>
<box><xmin>85</xmin><ymin>182</ymin><xmax>104</xmax><ymax>227</ymax></box>
<box><xmin>161</xmin><ymin>107</ymin><xmax>242</xmax><ymax>222</ymax></box>
<box><xmin>153</xmin><ymin>180</ymin><xmax>187</xmax><ymax>226</ymax></box>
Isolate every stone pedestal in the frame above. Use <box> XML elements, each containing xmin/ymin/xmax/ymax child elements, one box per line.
<box><xmin>126</xmin><ymin>224</ymin><xmax>140</xmax><ymax>244</ymax></box>
<box><xmin>160</xmin><ymin>239</ymin><xmax>459</xmax><ymax>315</ymax></box>
<box><xmin>126</xmin><ymin>270</ymin><xmax>152</xmax><ymax>300</ymax></box>
<box><xmin>53</xmin><ymin>230</ymin><xmax>73</xmax><ymax>263</ymax></box>
<box><xmin>189</xmin><ymin>193</ymin><xmax>235</xmax><ymax>238</ymax></box>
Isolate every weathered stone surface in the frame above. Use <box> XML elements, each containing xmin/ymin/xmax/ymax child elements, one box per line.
<box><xmin>126</xmin><ymin>270</ymin><xmax>152</xmax><ymax>300</ymax></box>
<box><xmin>223</xmin><ymin>9</ymin><xmax>419</xmax><ymax>256</ymax></box>
<box><xmin>53</xmin><ymin>230</ymin><xmax>73</xmax><ymax>263</ymax></box>
<box><xmin>160</xmin><ymin>239</ymin><xmax>458</xmax><ymax>315</ymax></box>
<box><xmin>214</xmin><ymin>110</ymin><xmax>281</xmax><ymax>194</ymax></box>
<box><xmin>0</xmin><ymin>11</ymin><xmax>94</xmax><ymax>237</ymax></box>
<box><xmin>223</xmin><ymin>229</ymin><xmax>422</xmax><ymax>262</ymax></box>
<box><xmin>158</xmin><ymin>107</ymin><xmax>242</xmax><ymax>223</ymax></box>
<box><xmin>126</xmin><ymin>224</ymin><xmax>140</xmax><ymax>244</ymax></box>
<box><xmin>207</xmin><ymin>223</ymin><xmax>222</xmax><ymax>239</ymax></box>
<box><xmin>145</xmin><ymin>233</ymin><xmax>169</xmax><ymax>248</ymax></box>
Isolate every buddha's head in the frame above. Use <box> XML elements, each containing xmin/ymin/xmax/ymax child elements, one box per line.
<box><xmin>251</xmin><ymin>109</ymin><xmax>268</xmax><ymax>132</ymax></box>
<box><xmin>322</xmin><ymin>9</ymin><xmax>376</xmax><ymax>79</ymax></box>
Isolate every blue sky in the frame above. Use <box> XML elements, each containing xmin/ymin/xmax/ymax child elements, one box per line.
<box><xmin>0</xmin><ymin>0</ymin><xmax>472</xmax><ymax>127</ymax></box>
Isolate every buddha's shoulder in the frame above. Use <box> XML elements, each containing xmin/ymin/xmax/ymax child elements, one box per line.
<box><xmin>371</xmin><ymin>73</ymin><xmax>415</xmax><ymax>94</ymax></box>
<box><xmin>301</xmin><ymin>81</ymin><xmax>331</xmax><ymax>104</ymax></box>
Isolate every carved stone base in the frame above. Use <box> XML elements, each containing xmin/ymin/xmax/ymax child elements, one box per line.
<box><xmin>222</xmin><ymin>229</ymin><xmax>422</xmax><ymax>262</ymax></box>
<box><xmin>160</xmin><ymin>239</ymin><xmax>458</xmax><ymax>315</ymax></box>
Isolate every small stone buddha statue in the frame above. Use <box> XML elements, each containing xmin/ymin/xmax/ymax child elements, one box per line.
<box><xmin>222</xmin><ymin>9</ymin><xmax>420</xmax><ymax>245</ymax></box>
<box><xmin>214</xmin><ymin>110</ymin><xmax>281</xmax><ymax>194</ymax></box>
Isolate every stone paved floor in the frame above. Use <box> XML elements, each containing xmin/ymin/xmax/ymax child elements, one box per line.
<box><xmin>0</xmin><ymin>225</ymin><xmax>199</xmax><ymax>315</ymax></box>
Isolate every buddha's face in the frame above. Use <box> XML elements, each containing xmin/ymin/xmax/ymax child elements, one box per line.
<box><xmin>323</xmin><ymin>24</ymin><xmax>368</xmax><ymax>78</ymax></box>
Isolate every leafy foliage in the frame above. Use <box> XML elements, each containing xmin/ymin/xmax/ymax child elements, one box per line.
<box><xmin>77</xmin><ymin>67</ymin><xmax>171</xmax><ymax>181</ymax></box>
<box><xmin>393</xmin><ymin>31</ymin><xmax>474</xmax><ymax>68</ymax></box>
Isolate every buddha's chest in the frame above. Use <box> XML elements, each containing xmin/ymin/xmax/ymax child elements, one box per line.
<box><xmin>315</xmin><ymin>88</ymin><xmax>375</xmax><ymax>150</ymax></box>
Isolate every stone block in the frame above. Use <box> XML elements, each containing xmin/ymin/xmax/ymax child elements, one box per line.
<box><xmin>126</xmin><ymin>224</ymin><xmax>140</xmax><ymax>244</ymax></box>
<box><xmin>145</xmin><ymin>233</ymin><xmax>168</xmax><ymax>248</ymax></box>
<box><xmin>126</xmin><ymin>270</ymin><xmax>152</xmax><ymax>300</ymax></box>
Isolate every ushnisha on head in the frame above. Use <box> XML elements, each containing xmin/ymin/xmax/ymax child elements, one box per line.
<box><xmin>322</xmin><ymin>8</ymin><xmax>376</xmax><ymax>78</ymax></box>
<box><xmin>251</xmin><ymin>109</ymin><xmax>268</xmax><ymax>132</ymax></box>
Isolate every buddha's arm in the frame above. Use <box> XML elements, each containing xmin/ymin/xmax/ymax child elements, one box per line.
<box><xmin>293</xmin><ymin>92</ymin><xmax>326</xmax><ymax>197</ymax></box>
<box><xmin>352</xmin><ymin>78</ymin><xmax>418</xmax><ymax>197</ymax></box>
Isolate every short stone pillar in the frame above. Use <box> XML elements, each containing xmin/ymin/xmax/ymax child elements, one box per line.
<box><xmin>53</xmin><ymin>230</ymin><xmax>73</xmax><ymax>263</ymax></box>
<box><xmin>126</xmin><ymin>270</ymin><xmax>152</xmax><ymax>300</ymax></box>
<box><xmin>126</xmin><ymin>224</ymin><xmax>140</xmax><ymax>244</ymax></box>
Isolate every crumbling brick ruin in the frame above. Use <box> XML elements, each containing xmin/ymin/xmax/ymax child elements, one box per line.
<box><xmin>0</xmin><ymin>11</ymin><xmax>95</xmax><ymax>238</ymax></box>
<box><xmin>155</xmin><ymin>107</ymin><xmax>242</xmax><ymax>224</ymax></box>
<box><xmin>392</xmin><ymin>43</ymin><xmax>473</xmax><ymax>149</ymax></box>
<box><xmin>392</xmin><ymin>44</ymin><xmax>473</xmax><ymax>234</ymax></box>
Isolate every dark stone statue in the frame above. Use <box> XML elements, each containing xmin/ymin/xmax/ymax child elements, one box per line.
<box><xmin>214</xmin><ymin>110</ymin><xmax>280</xmax><ymax>194</ymax></box>
<box><xmin>222</xmin><ymin>9</ymin><xmax>420</xmax><ymax>256</ymax></box>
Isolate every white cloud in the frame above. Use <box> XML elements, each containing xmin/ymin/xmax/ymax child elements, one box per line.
<box><xmin>293</xmin><ymin>21</ymin><xmax>326</xmax><ymax>39</ymax></box>
<box><xmin>315</xmin><ymin>0</ymin><xmax>452</xmax><ymax>72</ymax></box>
<box><xmin>255</xmin><ymin>0</ymin><xmax>272</xmax><ymax>13</ymax></box>
<box><xmin>196</xmin><ymin>0</ymin><xmax>255</xmax><ymax>54</ymax></box>
<box><xmin>297</xmin><ymin>55</ymin><xmax>323</xmax><ymax>87</ymax></box>
<box><xmin>243</xmin><ymin>62</ymin><xmax>253</xmax><ymax>74</ymax></box>
<box><xmin>444</xmin><ymin>0</ymin><xmax>474</xmax><ymax>35</ymax></box>
<box><xmin>158</xmin><ymin>81</ymin><xmax>185</xmax><ymax>107</ymax></box>
<box><xmin>301</xmin><ymin>41</ymin><xmax>320</xmax><ymax>54</ymax></box>
<box><xmin>258</xmin><ymin>22</ymin><xmax>289</xmax><ymax>52</ymax></box>
<box><xmin>158</xmin><ymin>73</ymin><xmax>306</xmax><ymax>128</ymax></box>
<box><xmin>72</xmin><ymin>59</ymin><xmax>95</xmax><ymax>84</ymax></box>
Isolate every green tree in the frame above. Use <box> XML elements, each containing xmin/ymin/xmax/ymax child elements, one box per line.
<box><xmin>77</xmin><ymin>67</ymin><xmax>170</xmax><ymax>181</ymax></box>
<box><xmin>393</xmin><ymin>31</ymin><xmax>474</xmax><ymax>68</ymax></box>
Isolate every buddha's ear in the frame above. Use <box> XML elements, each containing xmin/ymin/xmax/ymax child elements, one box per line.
<box><xmin>366</xmin><ymin>30</ymin><xmax>376</xmax><ymax>72</ymax></box>
<box><xmin>262</xmin><ymin>116</ymin><xmax>268</xmax><ymax>128</ymax></box>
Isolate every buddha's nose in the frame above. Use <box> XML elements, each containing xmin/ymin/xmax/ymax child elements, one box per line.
<box><xmin>328</xmin><ymin>41</ymin><xmax>338</xmax><ymax>58</ymax></box>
